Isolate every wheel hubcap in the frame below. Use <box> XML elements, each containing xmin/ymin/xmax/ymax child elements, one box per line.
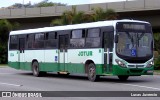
<box><xmin>89</xmin><ymin>67</ymin><xmax>95</xmax><ymax>78</ymax></box>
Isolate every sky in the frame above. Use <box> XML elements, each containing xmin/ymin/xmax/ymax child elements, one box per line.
<box><xmin>0</xmin><ymin>0</ymin><xmax>128</xmax><ymax>7</ymax></box>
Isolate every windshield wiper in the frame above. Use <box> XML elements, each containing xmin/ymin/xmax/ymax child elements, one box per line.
<box><xmin>126</xmin><ymin>32</ymin><xmax>134</xmax><ymax>48</ymax></box>
<box><xmin>138</xmin><ymin>33</ymin><xmax>145</xmax><ymax>40</ymax></box>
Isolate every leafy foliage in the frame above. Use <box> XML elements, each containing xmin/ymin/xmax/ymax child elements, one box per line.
<box><xmin>0</xmin><ymin>45</ymin><xmax>7</xmax><ymax>64</ymax></box>
<box><xmin>91</xmin><ymin>8</ymin><xmax>118</xmax><ymax>21</ymax></box>
<box><xmin>154</xmin><ymin>56</ymin><xmax>160</xmax><ymax>70</ymax></box>
<box><xmin>105</xmin><ymin>9</ymin><xmax>118</xmax><ymax>20</ymax></box>
<box><xmin>0</xmin><ymin>19</ymin><xmax>20</xmax><ymax>64</ymax></box>
<box><xmin>35</xmin><ymin>0</ymin><xmax>66</xmax><ymax>7</ymax></box>
<box><xmin>153</xmin><ymin>33</ymin><xmax>160</xmax><ymax>70</ymax></box>
<box><xmin>154</xmin><ymin>33</ymin><xmax>160</xmax><ymax>53</ymax></box>
<box><xmin>62</xmin><ymin>6</ymin><xmax>87</xmax><ymax>25</ymax></box>
<box><xmin>9</xmin><ymin>0</ymin><xmax>66</xmax><ymax>8</ymax></box>
<box><xmin>50</xmin><ymin>7</ymin><xmax>118</xmax><ymax>26</ymax></box>
<box><xmin>9</xmin><ymin>2</ymin><xmax>32</xmax><ymax>8</ymax></box>
<box><xmin>50</xmin><ymin>19</ymin><xmax>63</xmax><ymax>26</ymax></box>
<box><xmin>0</xmin><ymin>20</ymin><xmax>12</xmax><ymax>46</ymax></box>
<box><xmin>51</xmin><ymin>6</ymin><xmax>91</xmax><ymax>26</ymax></box>
<box><xmin>91</xmin><ymin>7</ymin><xmax>107</xmax><ymax>21</ymax></box>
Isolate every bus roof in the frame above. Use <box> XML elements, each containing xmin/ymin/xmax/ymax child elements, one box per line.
<box><xmin>10</xmin><ymin>19</ymin><xmax>149</xmax><ymax>35</ymax></box>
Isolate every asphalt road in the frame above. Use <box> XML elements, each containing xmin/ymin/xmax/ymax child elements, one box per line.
<box><xmin>0</xmin><ymin>67</ymin><xmax>160</xmax><ymax>100</ymax></box>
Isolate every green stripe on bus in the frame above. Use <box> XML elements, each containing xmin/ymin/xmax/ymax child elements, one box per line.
<box><xmin>8</xmin><ymin>62</ymin><xmax>104</xmax><ymax>74</ymax></box>
<box><xmin>8</xmin><ymin>62</ymin><xmax>154</xmax><ymax>76</ymax></box>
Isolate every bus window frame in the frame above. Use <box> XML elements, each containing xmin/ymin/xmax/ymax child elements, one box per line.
<box><xmin>70</xmin><ymin>29</ymin><xmax>86</xmax><ymax>49</ymax></box>
<box><xmin>85</xmin><ymin>27</ymin><xmax>101</xmax><ymax>48</ymax></box>
<box><xmin>57</xmin><ymin>30</ymin><xmax>71</xmax><ymax>51</ymax></box>
<box><xmin>9</xmin><ymin>35</ymin><xmax>19</xmax><ymax>50</ymax></box>
<box><xmin>45</xmin><ymin>32</ymin><xmax>58</xmax><ymax>49</ymax></box>
<box><xmin>26</xmin><ymin>33</ymin><xmax>35</xmax><ymax>49</ymax></box>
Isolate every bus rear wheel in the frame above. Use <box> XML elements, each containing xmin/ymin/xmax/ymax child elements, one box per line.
<box><xmin>32</xmin><ymin>61</ymin><xmax>46</xmax><ymax>77</ymax></box>
<box><xmin>87</xmin><ymin>63</ymin><xmax>99</xmax><ymax>82</ymax></box>
<box><xmin>118</xmin><ymin>75</ymin><xmax>129</xmax><ymax>81</ymax></box>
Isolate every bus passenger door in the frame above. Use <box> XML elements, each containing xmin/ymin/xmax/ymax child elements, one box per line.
<box><xmin>19</xmin><ymin>38</ymin><xmax>25</xmax><ymax>69</ymax></box>
<box><xmin>58</xmin><ymin>34</ymin><xmax>69</xmax><ymax>71</ymax></box>
<box><xmin>103</xmin><ymin>31</ymin><xmax>114</xmax><ymax>73</ymax></box>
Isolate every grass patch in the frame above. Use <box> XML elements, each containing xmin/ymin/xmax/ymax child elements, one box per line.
<box><xmin>0</xmin><ymin>64</ymin><xmax>8</xmax><ymax>68</ymax></box>
<box><xmin>154</xmin><ymin>70</ymin><xmax>160</xmax><ymax>73</ymax></box>
<box><xmin>154</xmin><ymin>70</ymin><xmax>160</xmax><ymax>75</ymax></box>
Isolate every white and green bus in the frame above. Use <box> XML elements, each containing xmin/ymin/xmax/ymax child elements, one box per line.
<box><xmin>8</xmin><ymin>20</ymin><xmax>154</xmax><ymax>81</ymax></box>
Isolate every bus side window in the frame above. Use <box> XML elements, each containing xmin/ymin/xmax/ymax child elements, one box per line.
<box><xmin>34</xmin><ymin>33</ymin><xmax>45</xmax><ymax>49</ymax></box>
<box><xmin>27</xmin><ymin>34</ymin><xmax>34</xmax><ymax>49</ymax></box>
<box><xmin>10</xmin><ymin>35</ymin><xmax>18</xmax><ymax>50</ymax></box>
<box><xmin>70</xmin><ymin>29</ymin><xmax>85</xmax><ymax>48</ymax></box>
<box><xmin>86</xmin><ymin>28</ymin><xmax>100</xmax><ymax>47</ymax></box>
<box><xmin>103</xmin><ymin>31</ymin><xmax>114</xmax><ymax>52</ymax></box>
<box><xmin>45</xmin><ymin>32</ymin><xmax>58</xmax><ymax>48</ymax></box>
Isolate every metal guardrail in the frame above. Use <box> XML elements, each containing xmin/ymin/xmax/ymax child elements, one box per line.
<box><xmin>0</xmin><ymin>0</ymin><xmax>160</xmax><ymax>19</ymax></box>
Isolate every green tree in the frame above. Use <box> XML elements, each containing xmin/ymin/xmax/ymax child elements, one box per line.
<box><xmin>35</xmin><ymin>0</ymin><xmax>66</xmax><ymax>7</ymax></box>
<box><xmin>62</xmin><ymin>6</ymin><xmax>87</xmax><ymax>24</ymax></box>
<box><xmin>9</xmin><ymin>2</ymin><xmax>32</xmax><ymax>8</ymax></box>
<box><xmin>11</xmin><ymin>3</ymin><xmax>24</xmax><ymax>8</ymax></box>
<box><xmin>0</xmin><ymin>20</ymin><xmax>12</xmax><ymax>64</ymax></box>
<box><xmin>153</xmin><ymin>33</ymin><xmax>160</xmax><ymax>69</ymax></box>
<box><xmin>91</xmin><ymin>7</ymin><xmax>118</xmax><ymax>21</ymax></box>
<box><xmin>8</xmin><ymin>0</ymin><xmax>66</xmax><ymax>8</ymax></box>
<box><xmin>0</xmin><ymin>19</ymin><xmax>20</xmax><ymax>64</ymax></box>
<box><xmin>0</xmin><ymin>20</ymin><xmax>12</xmax><ymax>45</ymax></box>
<box><xmin>51</xmin><ymin>7</ymin><xmax>118</xmax><ymax>26</ymax></box>
<box><xmin>154</xmin><ymin>33</ymin><xmax>160</xmax><ymax>53</ymax></box>
<box><xmin>51</xmin><ymin>6</ymin><xmax>93</xmax><ymax>26</ymax></box>
<box><xmin>105</xmin><ymin>9</ymin><xmax>118</xmax><ymax>20</ymax></box>
<box><xmin>50</xmin><ymin>19</ymin><xmax>63</xmax><ymax>26</ymax></box>
<box><xmin>91</xmin><ymin>7</ymin><xmax>107</xmax><ymax>21</ymax></box>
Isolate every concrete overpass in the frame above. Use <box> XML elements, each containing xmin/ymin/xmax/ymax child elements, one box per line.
<box><xmin>0</xmin><ymin>0</ymin><xmax>160</xmax><ymax>32</ymax></box>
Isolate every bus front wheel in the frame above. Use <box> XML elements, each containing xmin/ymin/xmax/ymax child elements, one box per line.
<box><xmin>87</xmin><ymin>63</ymin><xmax>99</xmax><ymax>82</ymax></box>
<box><xmin>118</xmin><ymin>75</ymin><xmax>129</xmax><ymax>81</ymax></box>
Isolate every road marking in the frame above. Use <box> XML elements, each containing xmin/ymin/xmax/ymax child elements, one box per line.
<box><xmin>123</xmin><ymin>84</ymin><xmax>160</xmax><ymax>90</ymax></box>
<box><xmin>0</xmin><ymin>82</ymin><xmax>22</xmax><ymax>87</ymax></box>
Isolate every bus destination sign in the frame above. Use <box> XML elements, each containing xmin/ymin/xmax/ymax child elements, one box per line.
<box><xmin>123</xmin><ymin>24</ymin><xmax>145</xmax><ymax>31</ymax></box>
<box><xmin>116</xmin><ymin>22</ymin><xmax>151</xmax><ymax>32</ymax></box>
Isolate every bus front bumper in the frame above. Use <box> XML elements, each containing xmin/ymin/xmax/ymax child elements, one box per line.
<box><xmin>112</xmin><ymin>65</ymin><xmax>154</xmax><ymax>76</ymax></box>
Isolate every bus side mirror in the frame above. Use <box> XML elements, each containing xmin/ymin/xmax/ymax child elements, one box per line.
<box><xmin>115</xmin><ymin>34</ymin><xmax>118</xmax><ymax>43</ymax></box>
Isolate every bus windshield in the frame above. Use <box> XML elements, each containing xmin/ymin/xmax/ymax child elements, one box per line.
<box><xmin>116</xmin><ymin>31</ymin><xmax>153</xmax><ymax>58</ymax></box>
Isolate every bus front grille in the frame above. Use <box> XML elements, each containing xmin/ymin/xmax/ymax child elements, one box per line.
<box><xmin>130</xmin><ymin>69</ymin><xmax>143</xmax><ymax>73</ymax></box>
<box><xmin>128</xmin><ymin>65</ymin><xmax>144</xmax><ymax>68</ymax></box>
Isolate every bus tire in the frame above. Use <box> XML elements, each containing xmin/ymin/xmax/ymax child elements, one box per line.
<box><xmin>118</xmin><ymin>75</ymin><xmax>129</xmax><ymax>81</ymax></box>
<box><xmin>87</xmin><ymin>63</ymin><xmax>99</xmax><ymax>82</ymax></box>
<box><xmin>32</xmin><ymin>61</ymin><xmax>42</xmax><ymax>77</ymax></box>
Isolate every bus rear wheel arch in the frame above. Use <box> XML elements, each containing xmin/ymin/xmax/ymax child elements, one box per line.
<box><xmin>32</xmin><ymin>61</ymin><xmax>46</xmax><ymax>77</ymax></box>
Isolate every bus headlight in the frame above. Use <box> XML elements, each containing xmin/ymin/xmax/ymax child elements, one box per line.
<box><xmin>115</xmin><ymin>59</ymin><xmax>126</xmax><ymax>68</ymax></box>
<box><xmin>146</xmin><ymin>60</ymin><xmax>154</xmax><ymax>68</ymax></box>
